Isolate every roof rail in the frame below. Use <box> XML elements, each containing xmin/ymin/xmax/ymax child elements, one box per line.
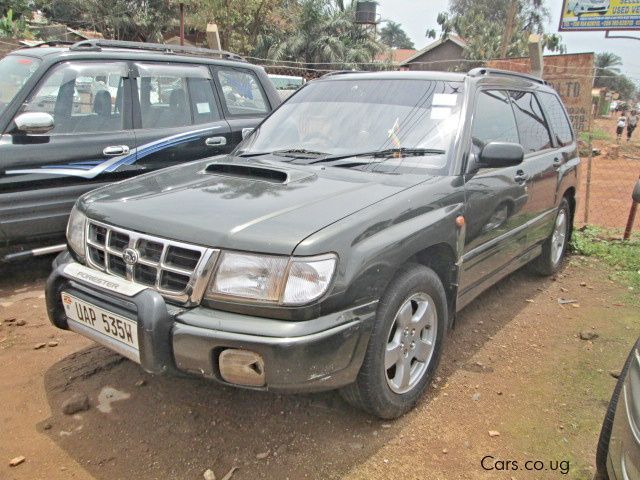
<box><xmin>68</xmin><ymin>39</ymin><xmax>245</xmax><ymax>62</ymax></box>
<box><xmin>321</xmin><ymin>70</ymin><xmax>370</xmax><ymax>78</ymax></box>
<box><xmin>467</xmin><ymin>67</ymin><xmax>546</xmax><ymax>85</ymax></box>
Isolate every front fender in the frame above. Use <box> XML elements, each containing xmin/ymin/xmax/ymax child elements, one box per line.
<box><xmin>295</xmin><ymin>178</ymin><xmax>465</xmax><ymax>313</ymax></box>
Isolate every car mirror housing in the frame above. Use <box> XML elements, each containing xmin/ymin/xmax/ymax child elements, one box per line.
<box><xmin>14</xmin><ymin>112</ymin><xmax>55</xmax><ymax>135</ymax></box>
<box><xmin>477</xmin><ymin>142</ymin><xmax>524</xmax><ymax>169</ymax></box>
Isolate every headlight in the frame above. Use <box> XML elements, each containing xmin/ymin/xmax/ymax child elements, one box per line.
<box><xmin>206</xmin><ymin>252</ymin><xmax>337</xmax><ymax>305</ymax></box>
<box><xmin>66</xmin><ymin>205</ymin><xmax>87</xmax><ymax>257</ymax></box>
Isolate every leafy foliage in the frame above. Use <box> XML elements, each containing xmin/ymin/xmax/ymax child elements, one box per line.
<box><xmin>36</xmin><ymin>0</ymin><xmax>176</xmax><ymax>42</ymax></box>
<box><xmin>257</xmin><ymin>0</ymin><xmax>383</xmax><ymax>68</ymax></box>
<box><xmin>594</xmin><ymin>52</ymin><xmax>636</xmax><ymax>100</ymax></box>
<box><xmin>0</xmin><ymin>8</ymin><xmax>32</xmax><ymax>38</ymax></box>
<box><xmin>434</xmin><ymin>0</ymin><xmax>565</xmax><ymax>62</ymax></box>
<box><xmin>379</xmin><ymin>21</ymin><xmax>414</xmax><ymax>49</ymax></box>
<box><xmin>187</xmin><ymin>0</ymin><xmax>294</xmax><ymax>55</ymax></box>
<box><xmin>0</xmin><ymin>0</ymin><xmax>32</xmax><ymax>20</ymax></box>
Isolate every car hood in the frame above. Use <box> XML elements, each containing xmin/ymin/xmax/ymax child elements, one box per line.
<box><xmin>80</xmin><ymin>156</ymin><xmax>429</xmax><ymax>255</ymax></box>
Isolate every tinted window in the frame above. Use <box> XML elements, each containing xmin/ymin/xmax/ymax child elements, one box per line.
<box><xmin>509</xmin><ymin>91</ymin><xmax>552</xmax><ymax>153</ymax></box>
<box><xmin>537</xmin><ymin>91</ymin><xmax>573</xmax><ymax>147</ymax></box>
<box><xmin>136</xmin><ymin>64</ymin><xmax>220</xmax><ymax>129</ymax></box>
<box><xmin>21</xmin><ymin>61</ymin><xmax>127</xmax><ymax>134</ymax></box>
<box><xmin>188</xmin><ymin>77</ymin><xmax>221</xmax><ymax>125</ymax></box>
<box><xmin>217</xmin><ymin>68</ymin><xmax>268</xmax><ymax>115</ymax></box>
<box><xmin>471</xmin><ymin>90</ymin><xmax>519</xmax><ymax>153</ymax></box>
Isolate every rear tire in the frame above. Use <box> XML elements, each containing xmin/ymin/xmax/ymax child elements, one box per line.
<box><xmin>528</xmin><ymin>198</ymin><xmax>571</xmax><ymax>276</ymax></box>
<box><xmin>340</xmin><ymin>264</ymin><xmax>447</xmax><ymax>419</ymax></box>
<box><xmin>595</xmin><ymin>341</ymin><xmax>637</xmax><ymax>479</ymax></box>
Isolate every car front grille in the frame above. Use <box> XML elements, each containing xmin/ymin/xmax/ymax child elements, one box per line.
<box><xmin>85</xmin><ymin>220</ymin><xmax>218</xmax><ymax>305</ymax></box>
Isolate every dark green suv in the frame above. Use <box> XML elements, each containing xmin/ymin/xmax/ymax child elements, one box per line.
<box><xmin>0</xmin><ymin>40</ymin><xmax>280</xmax><ymax>262</ymax></box>
<box><xmin>45</xmin><ymin>68</ymin><xmax>579</xmax><ymax>418</ymax></box>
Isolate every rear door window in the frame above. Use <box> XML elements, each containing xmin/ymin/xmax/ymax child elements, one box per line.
<box><xmin>508</xmin><ymin>91</ymin><xmax>553</xmax><ymax>154</ymax></box>
<box><xmin>471</xmin><ymin>90</ymin><xmax>519</xmax><ymax>155</ymax></box>
<box><xmin>135</xmin><ymin>63</ymin><xmax>221</xmax><ymax>129</ymax></box>
<box><xmin>216</xmin><ymin>68</ymin><xmax>268</xmax><ymax>116</ymax></box>
<box><xmin>537</xmin><ymin>91</ymin><xmax>574</xmax><ymax>147</ymax></box>
<box><xmin>20</xmin><ymin>61</ymin><xmax>128</xmax><ymax>134</ymax></box>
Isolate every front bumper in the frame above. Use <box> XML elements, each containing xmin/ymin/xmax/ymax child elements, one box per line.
<box><xmin>46</xmin><ymin>254</ymin><xmax>377</xmax><ymax>392</ymax></box>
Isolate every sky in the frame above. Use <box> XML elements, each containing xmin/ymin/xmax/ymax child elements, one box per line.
<box><xmin>375</xmin><ymin>0</ymin><xmax>640</xmax><ymax>81</ymax></box>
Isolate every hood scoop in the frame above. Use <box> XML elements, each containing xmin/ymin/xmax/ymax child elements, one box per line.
<box><xmin>204</xmin><ymin>162</ymin><xmax>316</xmax><ymax>184</ymax></box>
<box><xmin>205</xmin><ymin>163</ymin><xmax>288</xmax><ymax>183</ymax></box>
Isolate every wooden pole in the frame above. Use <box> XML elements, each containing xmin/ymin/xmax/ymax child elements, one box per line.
<box><xmin>528</xmin><ymin>34</ymin><xmax>543</xmax><ymax>78</ymax></box>
<box><xmin>179</xmin><ymin>2</ymin><xmax>185</xmax><ymax>46</ymax></box>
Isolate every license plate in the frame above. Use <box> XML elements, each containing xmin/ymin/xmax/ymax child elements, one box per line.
<box><xmin>61</xmin><ymin>292</ymin><xmax>139</xmax><ymax>350</ymax></box>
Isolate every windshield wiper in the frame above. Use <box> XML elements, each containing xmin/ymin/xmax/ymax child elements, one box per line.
<box><xmin>271</xmin><ymin>148</ymin><xmax>328</xmax><ymax>158</ymax></box>
<box><xmin>238</xmin><ymin>148</ymin><xmax>328</xmax><ymax>159</ymax></box>
<box><xmin>306</xmin><ymin>147</ymin><xmax>446</xmax><ymax>165</ymax></box>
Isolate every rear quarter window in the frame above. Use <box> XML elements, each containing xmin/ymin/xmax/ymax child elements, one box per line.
<box><xmin>537</xmin><ymin>91</ymin><xmax>574</xmax><ymax>147</ymax></box>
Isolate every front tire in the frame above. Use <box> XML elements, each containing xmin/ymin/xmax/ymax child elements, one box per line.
<box><xmin>529</xmin><ymin>198</ymin><xmax>571</xmax><ymax>276</ymax></box>
<box><xmin>340</xmin><ymin>264</ymin><xmax>447</xmax><ymax>419</ymax></box>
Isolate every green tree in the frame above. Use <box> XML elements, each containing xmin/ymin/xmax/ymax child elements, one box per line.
<box><xmin>0</xmin><ymin>0</ymin><xmax>32</xmax><ymax>19</ymax></box>
<box><xmin>261</xmin><ymin>0</ymin><xmax>383</xmax><ymax>69</ymax></box>
<box><xmin>188</xmin><ymin>0</ymin><xmax>292</xmax><ymax>54</ymax></box>
<box><xmin>594</xmin><ymin>52</ymin><xmax>636</xmax><ymax>100</ymax></box>
<box><xmin>433</xmin><ymin>0</ymin><xmax>565</xmax><ymax>63</ymax></box>
<box><xmin>0</xmin><ymin>8</ymin><xmax>32</xmax><ymax>38</ymax></box>
<box><xmin>379</xmin><ymin>21</ymin><xmax>414</xmax><ymax>49</ymax></box>
<box><xmin>595</xmin><ymin>52</ymin><xmax>622</xmax><ymax>76</ymax></box>
<box><xmin>37</xmin><ymin>0</ymin><xmax>176</xmax><ymax>42</ymax></box>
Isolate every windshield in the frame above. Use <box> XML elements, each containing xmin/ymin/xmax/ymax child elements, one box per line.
<box><xmin>239</xmin><ymin>78</ymin><xmax>464</xmax><ymax>174</ymax></box>
<box><xmin>0</xmin><ymin>55</ymin><xmax>41</xmax><ymax>117</ymax></box>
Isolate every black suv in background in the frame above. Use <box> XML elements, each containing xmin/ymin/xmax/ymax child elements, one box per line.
<box><xmin>0</xmin><ymin>40</ymin><xmax>280</xmax><ymax>261</ymax></box>
<box><xmin>46</xmin><ymin>68</ymin><xmax>579</xmax><ymax>418</ymax></box>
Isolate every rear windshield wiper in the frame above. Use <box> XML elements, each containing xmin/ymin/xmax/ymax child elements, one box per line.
<box><xmin>306</xmin><ymin>147</ymin><xmax>446</xmax><ymax>165</ymax></box>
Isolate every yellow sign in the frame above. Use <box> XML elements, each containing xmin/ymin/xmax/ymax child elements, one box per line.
<box><xmin>559</xmin><ymin>0</ymin><xmax>640</xmax><ymax>31</ymax></box>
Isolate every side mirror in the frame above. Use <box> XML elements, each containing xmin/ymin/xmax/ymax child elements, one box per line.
<box><xmin>478</xmin><ymin>142</ymin><xmax>524</xmax><ymax>169</ymax></box>
<box><xmin>14</xmin><ymin>112</ymin><xmax>55</xmax><ymax>135</ymax></box>
<box><xmin>241</xmin><ymin>127</ymin><xmax>254</xmax><ymax>140</ymax></box>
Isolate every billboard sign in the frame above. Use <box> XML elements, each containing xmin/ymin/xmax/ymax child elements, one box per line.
<box><xmin>559</xmin><ymin>0</ymin><xmax>640</xmax><ymax>31</ymax></box>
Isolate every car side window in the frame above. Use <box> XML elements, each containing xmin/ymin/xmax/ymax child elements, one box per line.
<box><xmin>471</xmin><ymin>90</ymin><xmax>519</xmax><ymax>155</ymax></box>
<box><xmin>508</xmin><ymin>90</ymin><xmax>553</xmax><ymax>153</ymax></box>
<box><xmin>136</xmin><ymin>63</ymin><xmax>221</xmax><ymax>129</ymax></box>
<box><xmin>20</xmin><ymin>61</ymin><xmax>128</xmax><ymax>134</ymax></box>
<box><xmin>217</xmin><ymin>68</ymin><xmax>268</xmax><ymax>115</ymax></box>
<box><xmin>537</xmin><ymin>91</ymin><xmax>574</xmax><ymax>147</ymax></box>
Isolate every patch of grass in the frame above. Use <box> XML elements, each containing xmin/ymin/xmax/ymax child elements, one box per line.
<box><xmin>571</xmin><ymin>226</ymin><xmax>640</xmax><ymax>305</ymax></box>
<box><xmin>579</xmin><ymin>128</ymin><xmax>613</xmax><ymax>143</ymax></box>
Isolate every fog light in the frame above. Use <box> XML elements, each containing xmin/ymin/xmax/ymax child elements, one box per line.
<box><xmin>219</xmin><ymin>349</ymin><xmax>265</xmax><ymax>387</ymax></box>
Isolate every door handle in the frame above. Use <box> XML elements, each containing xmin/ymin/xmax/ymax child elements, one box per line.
<box><xmin>103</xmin><ymin>145</ymin><xmax>130</xmax><ymax>156</ymax></box>
<box><xmin>514</xmin><ymin>170</ymin><xmax>528</xmax><ymax>183</ymax></box>
<box><xmin>205</xmin><ymin>136</ymin><xmax>227</xmax><ymax>147</ymax></box>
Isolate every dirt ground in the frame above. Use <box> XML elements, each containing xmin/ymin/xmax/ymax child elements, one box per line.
<box><xmin>1</xmin><ymin>254</ymin><xmax>638</xmax><ymax>480</ymax></box>
<box><xmin>577</xmin><ymin>117</ymin><xmax>640</xmax><ymax>230</ymax></box>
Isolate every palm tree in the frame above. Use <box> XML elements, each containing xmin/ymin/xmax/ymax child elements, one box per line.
<box><xmin>379</xmin><ymin>21</ymin><xmax>414</xmax><ymax>49</ymax></box>
<box><xmin>596</xmin><ymin>52</ymin><xmax>623</xmax><ymax>76</ymax></box>
<box><xmin>261</xmin><ymin>0</ymin><xmax>383</xmax><ymax>70</ymax></box>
